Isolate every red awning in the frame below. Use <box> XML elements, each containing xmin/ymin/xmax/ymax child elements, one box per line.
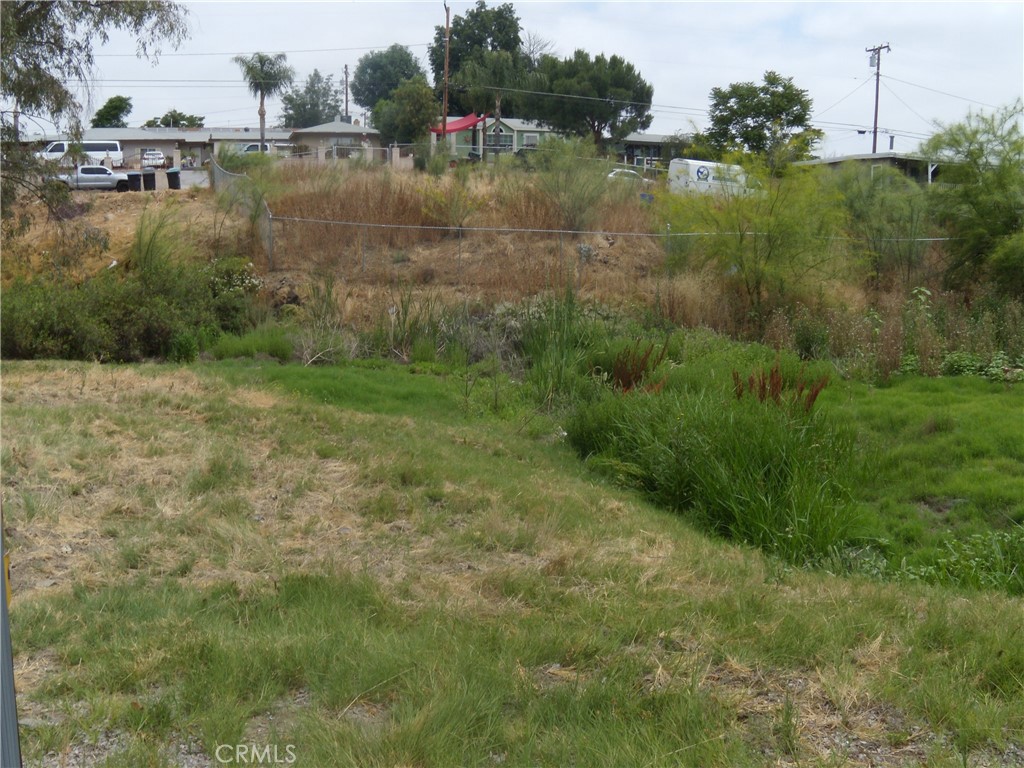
<box><xmin>430</xmin><ymin>114</ymin><xmax>489</xmax><ymax>135</ymax></box>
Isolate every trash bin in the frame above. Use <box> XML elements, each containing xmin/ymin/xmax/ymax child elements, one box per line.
<box><xmin>127</xmin><ymin>171</ymin><xmax>142</xmax><ymax>192</ymax></box>
<box><xmin>166</xmin><ymin>168</ymin><xmax>181</xmax><ymax>190</ymax></box>
<box><xmin>142</xmin><ymin>168</ymin><xmax>156</xmax><ymax>191</ymax></box>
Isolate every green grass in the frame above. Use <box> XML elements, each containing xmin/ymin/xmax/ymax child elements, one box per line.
<box><xmin>3</xmin><ymin>357</ymin><xmax>1023</xmax><ymax>767</ymax></box>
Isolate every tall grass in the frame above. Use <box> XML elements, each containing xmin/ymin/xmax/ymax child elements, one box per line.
<box><xmin>567</xmin><ymin>378</ymin><xmax>860</xmax><ymax>566</ymax></box>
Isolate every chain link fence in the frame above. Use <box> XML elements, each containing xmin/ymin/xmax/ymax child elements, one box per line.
<box><xmin>209</xmin><ymin>158</ymin><xmax>275</xmax><ymax>268</ymax></box>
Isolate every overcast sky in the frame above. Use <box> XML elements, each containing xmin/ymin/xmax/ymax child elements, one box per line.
<box><xmin>30</xmin><ymin>0</ymin><xmax>1024</xmax><ymax>157</ymax></box>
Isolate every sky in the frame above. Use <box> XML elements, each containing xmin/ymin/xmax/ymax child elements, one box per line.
<box><xmin>22</xmin><ymin>0</ymin><xmax>1024</xmax><ymax>158</ymax></box>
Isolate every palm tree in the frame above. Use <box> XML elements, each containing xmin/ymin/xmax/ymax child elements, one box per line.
<box><xmin>232</xmin><ymin>52</ymin><xmax>295</xmax><ymax>153</ymax></box>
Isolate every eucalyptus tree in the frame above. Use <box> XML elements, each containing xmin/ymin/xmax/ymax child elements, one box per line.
<box><xmin>0</xmin><ymin>0</ymin><xmax>188</xmax><ymax>222</ymax></box>
<box><xmin>233</xmin><ymin>52</ymin><xmax>295</xmax><ymax>152</ymax></box>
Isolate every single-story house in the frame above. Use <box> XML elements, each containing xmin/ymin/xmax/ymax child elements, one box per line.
<box><xmin>21</xmin><ymin>126</ymin><xmax>294</xmax><ymax>168</ymax></box>
<box><xmin>616</xmin><ymin>132</ymin><xmax>677</xmax><ymax>167</ymax></box>
<box><xmin>432</xmin><ymin>115</ymin><xmax>557</xmax><ymax>159</ymax></box>
<box><xmin>795</xmin><ymin>152</ymin><xmax>941</xmax><ymax>184</ymax></box>
<box><xmin>289</xmin><ymin>118</ymin><xmax>381</xmax><ymax>160</ymax></box>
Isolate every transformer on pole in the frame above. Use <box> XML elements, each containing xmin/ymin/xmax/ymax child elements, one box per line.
<box><xmin>866</xmin><ymin>42</ymin><xmax>891</xmax><ymax>153</ymax></box>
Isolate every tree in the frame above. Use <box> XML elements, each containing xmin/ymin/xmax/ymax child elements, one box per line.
<box><xmin>280</xmin><ymin>69</ymin><xmax>341</xmax><ymax>128</ymax></box>
<box><xmin>351</xmin><ymin>45</ymin><xmax>423</xmax><ymax>111</ymax></box>
<box><xmin>673</xmin><ymin>161</ymin><xmax>845</xmax><ymax>331</ymax></box>
<box><xmin>232</xmin><ymin>52</ymin><xmax>295</xmax><ymax>153</ymax></box>
<box><xmin>91</xmin><ymin>95</ymin><xmax>133</xmax><ymax>127</ymax></box>
<box><xmin>525</xmin><ymin>50</ymin><xmax>653</xmax><ymax>147</ymax></box>
<box><xmin>143</xmin><ymin>108</ymin><xmax>204</xmax><ymax>128</ymax></box>
<box><xmin>922</xmin><ymin>100</ymin><xmax>1024</xmax><ymax>296</ymax></box>
<box><xmin>1</xmin><ymin>0</ymin><xmax>188</xmax><ymax>222</ymax></box>
<box><xmin>371</xmin><ymin>76</ymin><xmax>438</xmax><ymax>146</ymax></box>
<box><xmin>428</xmin><ymin>0</ymin><xmax>522</xmax><ymax>114</ymax></box>
<box><xmin>833</xmin><ymin>163</ymin><xmax>929</xmax><ymax>290</ymax></box>
<box><xmin>706</xmin><ymin>71</ymin><xmax>821</xmax><ymax>166</ymax></box>
<box><xmin>453</xmin><ymin>50</ymin><xmax>524</xmax><ymax>157</ymax></box>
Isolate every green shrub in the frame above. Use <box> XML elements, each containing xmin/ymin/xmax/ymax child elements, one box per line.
<box><xmin>519</xmin><ymin>290</ymin><xmax>605</xmax><ymax>404</ymax></box>
<box><xmin>901</xmin><ymin>528</ymin><xmax>1024</xmax><ymax>595</ymax></box>
<box><xmin>566</xmin><ymin>382</ymin><xmax>861</xmax><ymax>566</ymax></box>
<box><xmin>168</xmin><ymin>331</ymin><xmax>199</xmax><ymax>363</ymax></box>
<box><xmin>209</xmin><ymin>326</ymin><xmax>293</xmax><ymax>363</ymax></box>
<box><xmin>941</xmin><ymin>350</ymin><xmax>983</xmax><ymax>377</ymax></box>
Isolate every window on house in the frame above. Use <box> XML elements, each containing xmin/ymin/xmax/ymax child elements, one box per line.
<box><xmin>523</xmin><ymin>133</ymin><xmax>539</xmax><ymax>147</ymax></box>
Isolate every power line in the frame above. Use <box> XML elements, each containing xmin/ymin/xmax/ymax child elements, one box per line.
<box><xmin>94</xmin><ymin>43</ymin><xmax>430</xmax><ymax>58</ymax></box>
<box><xmin>881</xmin><ymin>75</ymin><xmax>1003</xmax><ymax>109</ymax></box>
<box><xmin>813</xmin><ymin>76</ymin><xmax>874</xmax><ymax>119</ymax></box>
<box><xmin>881</xmin><ymin>81</ymin><xmax>935</xmax><ymax>130</ymax></box>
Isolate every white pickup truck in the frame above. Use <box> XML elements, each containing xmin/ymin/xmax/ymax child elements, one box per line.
<box><xmin>47</xmin><ymin>165</ymin><xmax>130</xmax><ymax>192</ymax></box>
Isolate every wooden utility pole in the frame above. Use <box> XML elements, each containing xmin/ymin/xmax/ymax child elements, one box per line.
<box><xmin>344</xmin><ymin>64</ymin><xmax>349</xmax><ymax>120</ymax></box>
<box><xmin>442</xmin><ymin>2</ymin><xmax>451</xmax><ymax>146</ymax></box>
<box><xmin>866</xmin><ymin>42</ymin><xmax>891</xmax><ymax>153</ymax></box>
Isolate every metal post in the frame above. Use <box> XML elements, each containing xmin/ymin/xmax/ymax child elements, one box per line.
<box><xmin>1</xmin><ymin>532</ymin><xmax>23</xmax><ymax>768</ymax></box>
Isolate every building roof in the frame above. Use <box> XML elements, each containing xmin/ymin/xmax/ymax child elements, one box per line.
<box><xmin>430</xmin><ymin>114</ymin><xmax>489</xmax><ymax>135</ymax></box>
<box><xmin>795</xmin><ymin>151</ymin><xmax>930</xmax><ymax>166</ymax></box>
<box><xmin>26</xmin><ymin>126</ymin><xmax>293</xmax><ymax>143</ymax></box>
<box><xmin>290</xmin><ymin>118</ymin><xmax>378</xmax><ymax>137</ymax></box>
<box><xmin>621</xmin><ymin>132</ymin><xmax>676</xmax><ymax>145</ymax></box>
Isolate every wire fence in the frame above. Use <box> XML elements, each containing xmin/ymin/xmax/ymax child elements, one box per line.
<box><xmin>209</xmin><ymin>156</ymin><xmax>955</xmax><ymax>287</ymax></box>
<box><xmin>209</xmin><ymin>158</ymin><xmax>275</xmax><ymax>268</ymax></box>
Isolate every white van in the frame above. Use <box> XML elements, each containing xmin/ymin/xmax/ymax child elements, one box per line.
<box><xmin>35</xmin><ymin>140</ymin><xmax>125</xmax><ymax>168</ymax></box>
<box><xmin>668</xmin><ymin>158</ymin><xmax>747</xmax><ymax>196</ymax></box>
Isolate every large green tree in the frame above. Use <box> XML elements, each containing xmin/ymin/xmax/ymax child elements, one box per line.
<box><xmin>1</xmin><ymin>0</ymin><xmax>188</xmax><ymax>222</ymax></box>
<box><xmin>232</xmin><ymin>52</ymin><xmax>295</xmax><ymax>153</ymax></box>
<box><xmin>525</xmin><ymin>50</ymin><xmax>653</xmax><ymax>147</ymax></box>
<box><xmin>280</xmin><ymin>69</ymin><xmax>341</xmax><ymax>128</ymax></box>
<box><xmin>143</xmin><ymin>108</ymin><xmax>204</xmax><ymax>128</ymax></box>
<box><xmin>428</xmin><ymin>0</ymin><xmax>522</xmax><ymax>114</ymax></box>
<box><xmin>351</xmin><ymin>45</ymin><xmax>423</xmax><ymax>112</ymax></box>
<box><xmin>371</xmin><ymin>76</ymin><xmax>438</xmax><ymax>146</ymax></box>
<box><xmin>91</xmin><ymin>95</ymin><xmax>133</xmax><ymax>128</ymax></box>
<box><xmin>922</xmin><ymin>100</ymin><xmax>1024</xmax><ymax>296</ymax></box>
<box><xmin>706</xmin><ymin>71</ymin><xmax>821</xmax><ymax>166</ymax></box>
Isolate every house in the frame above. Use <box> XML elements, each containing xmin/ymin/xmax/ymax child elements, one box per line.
<box><xmin>616</xmin><ymin>132</ymin><xmax>677</xmax><ymax>168</ymax></box>
<box><xmin>795</xmin><ymin>152</ymin><xmax>941</xmax><ymax>184</ymax></box>
<box><xmin>288</xmin><ymin>118</ymin><xmax>381</xmax><ymax>160</ymax></box>
<box><xmin>22</xmin><ymin>126</ymin><xmax>294</xmax><ymax>168</ymax></box>
<box><xmin>432</xmin><ymin>115</ymin><xmax>557</xmax><ymax>159</ymax></box>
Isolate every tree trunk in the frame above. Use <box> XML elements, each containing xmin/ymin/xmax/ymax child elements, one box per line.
<box><xmin>258</xmin><ymin>93</ymin><xmax>267</xmax><ymax>153</ymax></box>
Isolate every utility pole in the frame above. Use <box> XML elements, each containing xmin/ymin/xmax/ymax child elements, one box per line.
<box><xmin>344</xmin><ymin>64</ymin><xmax>349</xmax><ymax>120</ymax></box>
<box><xmin>866</xmin><ymin>42</ymin><xmax>891</xmax><ymax>153</ymax></box>
<box><xmin>442</xmin><ymin>1</ymin><xmax>451</xmax><ymax>146</ymax></box>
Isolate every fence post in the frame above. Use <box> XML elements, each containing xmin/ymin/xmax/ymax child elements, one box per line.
<box><xmin>1</xmin><ymin>532</ymin><xmax>22</xmax><ymax>768</ymax></box>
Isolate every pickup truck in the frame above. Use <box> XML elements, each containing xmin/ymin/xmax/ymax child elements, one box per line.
<box><xmin>47</xmin><ymin>165</ymin><xmax>130</xmax><ymax>192</ymax></box>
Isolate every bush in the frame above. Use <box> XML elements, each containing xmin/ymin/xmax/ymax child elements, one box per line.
<box><xmin>566</xmin><ymin>377</ymin><xmax>861</xmax><ymax>566</ymax></box>
<box><xmin>1</xmin><ymin>210</ymin><xmax>240</xmax><ymax>362</ymax></box>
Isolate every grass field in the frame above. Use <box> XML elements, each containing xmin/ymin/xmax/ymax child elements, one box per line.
<box><xmin>3</xmin><ymin>356</ymin><xmax>1022</xmax><ymax>767</ymax></box>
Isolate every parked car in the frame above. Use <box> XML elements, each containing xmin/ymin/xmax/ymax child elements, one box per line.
<box><xmin>141</xmin><ymin>150</ymin><xmax>166</xmax><ymax>168</ymax></box>
<box><xmin>46</xmin><ymin>165</ymin><xmax>129</xmax><ymax>192</ymax></box>
<box><xmin>607</xmin><ymin>168</ymin><xmax>652</xmax><ymax>185</ymax></box>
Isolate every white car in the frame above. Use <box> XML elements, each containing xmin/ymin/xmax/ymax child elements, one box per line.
<box><xmin>46</xmin><ymin>165</ymin><xmax>130</xmax><ymax>191</ymax></box>
<box><xmin>607</xmin><ymin>168</ymin><xmax>652</xmax><ymax>184</ymax></box>
<box><xmin>141</xmin><ymin>150</ymin><xmax>166</xmax><ymax>168</ymax></box>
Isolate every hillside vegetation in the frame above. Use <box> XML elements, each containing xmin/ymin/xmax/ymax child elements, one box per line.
<box><xmin>2</xmin><ymin>143</ymin><xmax>1023</xmax><ymax>766</ymax></box>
